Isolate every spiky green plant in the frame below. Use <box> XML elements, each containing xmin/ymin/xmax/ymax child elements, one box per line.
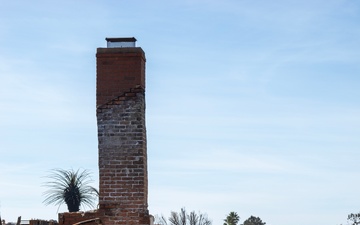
<box><xmin>224</xmin><ymin>212</ymin><xmax>240</xmax><ymax>225</ymax></box>
<box><xmin>42</xmin><ymin>168</ymin><xmax>98</xmax><ymax>212</ymax></box>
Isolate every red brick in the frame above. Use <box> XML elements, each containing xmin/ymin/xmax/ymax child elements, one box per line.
<box><xmin>96</xmin><ymin>44</ymin><xmax>149</xmax><ymax>225</ymax></box>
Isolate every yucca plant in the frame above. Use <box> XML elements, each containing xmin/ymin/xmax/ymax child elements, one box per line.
<box><xmin>42</xmin><ymin>168</ymin><xmax>98</xmax><ymax>212</ymax></box>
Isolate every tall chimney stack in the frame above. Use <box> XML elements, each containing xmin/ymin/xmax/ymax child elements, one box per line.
<box><xmin>96</xmin><ymin>37</ymin><xmax>149</xmax><ymax>225</ymax></box>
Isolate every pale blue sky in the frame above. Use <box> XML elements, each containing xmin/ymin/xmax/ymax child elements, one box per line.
<box><xmin>1</xmin><ymin>1</ymin><xmax>360</xmax><ymax>225</ymax></box>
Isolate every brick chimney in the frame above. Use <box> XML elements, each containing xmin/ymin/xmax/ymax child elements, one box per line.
<box><xmin>58</xmin><ymin>38</ymin><xmax>150</xmax><ymax>225</ymax></box>
<box><xmin>96</xmin><ymin>37</ymin><xmax>149</xmax><ymax>225</ymax></box>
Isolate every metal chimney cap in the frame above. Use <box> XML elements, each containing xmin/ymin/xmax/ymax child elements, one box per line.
<box><xmin>106</xmin><ymin>37</ymin><xmax>137</xmax><ymax>48</ymax></box>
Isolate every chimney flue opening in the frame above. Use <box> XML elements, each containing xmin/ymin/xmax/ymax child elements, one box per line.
<box><xmin>106</xmin><ymin>37</ymin><xmax>137</xmax><ymax>48</ymax></box>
